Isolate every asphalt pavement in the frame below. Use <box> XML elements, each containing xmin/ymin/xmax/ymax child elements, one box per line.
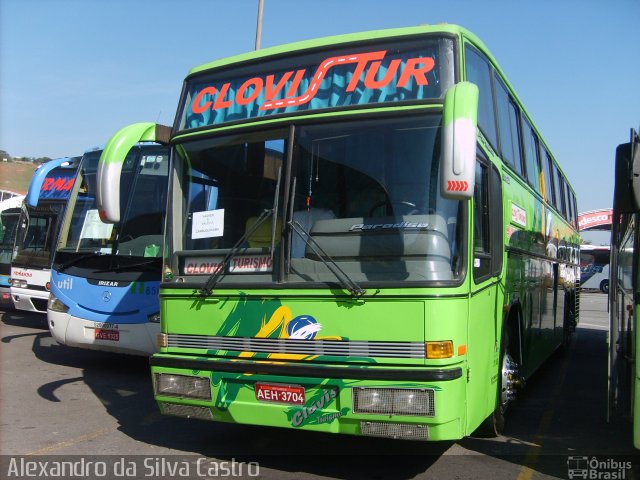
<box><xmin>0</xmin><ymin>292</ymin><xmax>637</xmax><ymax>480</ymax></box>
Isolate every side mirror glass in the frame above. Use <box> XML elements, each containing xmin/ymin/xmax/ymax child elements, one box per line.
<box><xmin>97</xmin><ymin>123</ymin><xmax>171</xmax><ymax>223</ymax></box>
<box><xmin>441</xmin><ymin>81</ymin><xmax>478</xmax><ymax>200</ymax></box>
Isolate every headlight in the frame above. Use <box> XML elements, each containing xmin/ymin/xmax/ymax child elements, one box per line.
<box><xmin>148</xmin><ymin>312</ymin><xmax>161</xmax><ymax>323</ymax></box>
<box><xmin>353</xmin><ymin>388</ymin><xmax>435</xmax><ymax>416</ymax></box>
<box><xmin>355</xmin><ymin>388</ymin><xmax>383</xmax><ymax>412</ymax></box>
<box><xmin>10</xmin><ymin>278</ymin><xmax>27</xmax><ymax>288</ymax></box>
<box><xmin>154</xmin><ymin>373</ymin><xmax>211</xmax><ymax>400</ymax></box>
<box><xmin>48</xmin><ymin>294</ymin><xmax>70</xmax><ymax>313</ymax></box>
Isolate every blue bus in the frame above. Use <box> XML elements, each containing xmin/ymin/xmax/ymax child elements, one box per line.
<box><xmin>0</xmin><ymin>195</ymin><xmax>24</xmax><ymax>309</ymax></box>
<box><xmin>47</xmin><ymin>143</ymin><xmax>170</xmax><ymax>355</ymax></box>
<box><xmin>10</xmin><ymin>158</ymin><xmax>79</xmax><ymax>313</ymax></box>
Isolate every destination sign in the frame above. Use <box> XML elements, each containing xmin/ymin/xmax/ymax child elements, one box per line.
<box><xmin>183</xmin><ymin>255</ymin><xmax>273</xmax><ymax>275</ymax></box>
<box><xmin>39</xmin><ymin>170</ymin><xmax>75</xmax><ymax>200</ymax></box>
<box><xmin>178</xmin><ymin>39</ymin><xmax>453</xmax><ymax>131</ymax></box>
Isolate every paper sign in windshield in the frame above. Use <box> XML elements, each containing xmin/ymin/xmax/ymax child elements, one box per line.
<box><xmin>192</xmin><ymin>209</ymin><xmax>224</xmax><ymax>239</ymax></box>
<box><xmin>79</xmin><ymin>209</ymin><xmax>114</xmax><ymax>240</ymax></box>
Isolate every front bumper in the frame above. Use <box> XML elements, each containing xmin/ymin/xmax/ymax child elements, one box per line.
<box><xmin>48</xmin><ymin>310</ymin><xmax>159</xmax><ymax>356</ymax></box>
<box><xmin>150</xmin><ymin>354</ymin><xmax>466</xmax><ymax>441</ymax></box>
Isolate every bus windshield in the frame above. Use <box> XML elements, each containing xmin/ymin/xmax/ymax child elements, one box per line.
<box><xmin>0</xmin><ymin>208</ymin><xmax>20</xmax><ymax>268</ymax></box>
<box><xmin>56</xmin><ymin>146</ymin><xmax>169</xmax><ymax>264</ymax></box>
<box><xmin>176</xmin><ymin>114</ymin><xmax>463</xmax><ymax>286</ymax></box>
<box><xmin>13</xmin><ymin>204</ymin><xmax>64</xmax><ymax>268</ymax></box>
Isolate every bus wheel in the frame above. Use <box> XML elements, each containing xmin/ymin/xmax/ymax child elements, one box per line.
<box><xmin>475</xmin><ymin>327</ymin><xmax>523</xmax><ymax>437</ymax></box>
<box><xmin>599</xmin><ymin>280</ymin><xmax>609</xmax><ymax>294</ymax></box>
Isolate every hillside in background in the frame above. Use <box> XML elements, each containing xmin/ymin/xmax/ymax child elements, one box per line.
<box><xmin>0</xmin><ymin>161</ymin><xmax>37</xmax><ymax>194</ymax></box>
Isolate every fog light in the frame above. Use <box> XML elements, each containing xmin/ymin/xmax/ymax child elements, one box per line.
<box><xmin>426</xmin><ymin>340</ymin><xmax>453</xmax><ymax>359</ymax></box>
<box><xmin>159</xmin><ymin>402</ymin><xmax>213</xmax><ymax>420</ymax></box>
<box><xmin>353</xmin><ymin>387</ymin><xmax>435</xmax><ymax>416</ymax></box>
<box><xmin>48</xmin><ymin>294</ymin><xmax>69</xmax><ymax>313</ymax></box>
<box><xmin>148</xmin><ymin>312</ymin><xmax>161</xmax><ymax>323</ymax></box>
<box><xmin>154</xmin><ymin>373</ymin><xmax>211</xmax><ymax>400</ymax></box>
<box><xmin>361</xmin><ymin>421</ymin><xmax>429</xmax><ymax>440</ymax></box>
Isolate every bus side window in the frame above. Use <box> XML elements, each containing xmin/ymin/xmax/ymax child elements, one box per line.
<box><xmin>550</xmin><ymin>158</ymin><xmax>562</xmax><ymax>212</ymax></box>
<box><xmin>494</xmin><ymin>76</ymin><xmax>523</xmax><ymax>177</ymax></box>
<box><xmin>555</xmin><ymin>166</ymin><xmax>567</xmax><ymax>219</ymax></box>
<box><xmin>473</xmin><ymin>162</ymin><xmax>491</xmax><ymax>280</ymax></box>
<box><xmin>473</xmin><ymin>157</ymin><xmax>503</xmax><ymax>283</ymax></box>
<box><xmin>564</xmin><ymin>181</ymin><xmax>574</xmax><ymax>225</ymax></box>
<box><xmin>465</xmin><ymin>45</ymin><xmax>499</xmax><ymax>150</ymax></box>
<box><xmin>522</xmin><ymin>116</ymin><xmax>540</xmax><ymax>191</ymax></box>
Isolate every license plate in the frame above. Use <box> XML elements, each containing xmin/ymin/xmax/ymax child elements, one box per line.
<box><xmin>95</xmin><ymin>329</ymin><xmax>120</xmax><ymax>341</ymax></box>
<box><xmin>255</xmin><ymin>382</ymin><xmax>305</xmax><ymax>405</ymax></box>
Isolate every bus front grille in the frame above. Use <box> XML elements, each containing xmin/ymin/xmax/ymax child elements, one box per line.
<box><xmin>166</xmin><ymin>334</ymin><xmax>426</xmax><ymax>359</ymax></box>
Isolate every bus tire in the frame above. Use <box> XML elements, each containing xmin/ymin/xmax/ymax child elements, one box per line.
<box><xmin>474</xmin><ymin>323</ymin><xmax>522</xmax><ymax>437</ymax></box>
<box><xmin>599</xmin><ymin>280</ymin><xmax>609</xmax><ymax>294</ymax></box>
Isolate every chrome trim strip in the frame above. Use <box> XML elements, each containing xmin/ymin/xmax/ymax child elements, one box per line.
<box><xmin>167</xmin><ymin>334</ymin><xmax>425</xmax><ymax>358</ymax></box>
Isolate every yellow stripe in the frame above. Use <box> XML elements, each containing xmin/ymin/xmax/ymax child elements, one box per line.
<box><xmin>516</xmin><ymin>336</ymin><xmax>577</xmax><ymax>480</ymax></box>
<box><xmin>27</xmin><ymin>427</ymin><xmax>111</xmax><ymax>455</ymax></box>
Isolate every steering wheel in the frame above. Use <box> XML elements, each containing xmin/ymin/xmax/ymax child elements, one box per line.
<box><xmin>369</xmin><ymin>200</ymin><xmax>421</xmax><ymax>216</ymax></box>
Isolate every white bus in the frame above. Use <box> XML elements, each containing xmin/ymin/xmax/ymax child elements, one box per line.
<box><xmin>580</xmin><ymin>244</ymin><xmax>610</xmax><ymax>293</ymax></box>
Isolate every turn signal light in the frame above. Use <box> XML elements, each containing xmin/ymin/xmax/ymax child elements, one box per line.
<box><xmin>426</xmin><ymin>341</ymin><xmax>453</xmax><ymax>359</ymax></box>
<box><xmin>157</xmin><ymin>333</ymin><xmax>168</xmax><ymax>348</ymax></box>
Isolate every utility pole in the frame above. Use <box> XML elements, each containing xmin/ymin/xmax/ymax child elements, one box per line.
<box><xmin>255</xmin><ymin>0</ymin><xmax>264</xmax><ymax>50</ymax></box>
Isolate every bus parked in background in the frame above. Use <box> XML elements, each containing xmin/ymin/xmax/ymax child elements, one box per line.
<box><xmin>10</xmin><ymin>157</ymin><xmax>79</xmax><ymax>313</ymax></box>
<box><xmin>48</xmin><ymin>143</ymin><xmax>170</xmax><ymax>355</ymax></box>
<box><xmin>99</xmin><ymin>25</ymin><xmax>580</xmax><ymax>441</ymax></box>
<box><xmin>0</xmin><ymin>195</ymin><xmax>25</xmax><ymax>309</ymax></box>
<box><xmin>580</xmin><ymin>244</ymin><xmax>610</xmax><ymax>293</ymax></box>
<box><xmin>0</xmin><ymin>190</ymin><xmax>22</xmax><ymax>203</ymax></box>
<box><xmin>609</xmin><ymin>128</ymin><xmax>639</xmax><ymax>448</ymax></box>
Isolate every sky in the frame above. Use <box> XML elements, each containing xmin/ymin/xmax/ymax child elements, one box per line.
<box><xmin>1</xmin><ymin>0</ymin><xmax>639</xmax><ymax>236</ymax></box>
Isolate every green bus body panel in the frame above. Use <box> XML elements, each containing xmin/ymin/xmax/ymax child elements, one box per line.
<box><xmin>160</xmin><ymin>292</ymin><xmax>469</xmax><ymax>368</ymax></box>
<box><xmin>500</xmin><ymin>165</ymin><xmax>580</xmax><ymax>377</ymax></box>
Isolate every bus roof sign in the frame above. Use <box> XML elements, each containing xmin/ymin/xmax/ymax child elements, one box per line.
<box><xmin>177</xmin><ymin>38</ymin><xmax>454</xmax><ymax>132</ymax></box>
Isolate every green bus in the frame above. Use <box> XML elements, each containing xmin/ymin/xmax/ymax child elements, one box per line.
<box><xmin>98</xmin><ymin>25</ymin><xmax>580</xmax><ymax>441</ymax></box>
<box><xmin>609</xmin><ymin>128</ymin><xmax>640</xmax><ymax>448</ymax></box>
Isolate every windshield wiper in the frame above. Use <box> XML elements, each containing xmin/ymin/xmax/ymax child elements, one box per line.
<box><xmin>95</xmin><ymin>258</ymin><xmax>159</xmax><ymax>273</ymax></box>
<box><xmin>288</xmin><ymin>219</ymin><xmax>366</xmax><ymax>298</ymax></box>
<box><xmin>56</xmin><ymin>253</ymin><xmax>100</xmax><ymax>273</ymax></box>
<box><xmin>200</xmin><ymin>208</ymin><xmax>274</xmax><ymax>296</ymax></box>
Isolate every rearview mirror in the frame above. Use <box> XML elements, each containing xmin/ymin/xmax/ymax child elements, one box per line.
<box><xmin>631</xmin><ymin>130</ymin><xmax>640</xmax><ymax>212</ymax></box>
<box><xmin>614</xmin><ymin>129</ymin><xmax>640</xmax><ymax>214</ymax></box>
<box><xmin>441</xmin><ymin>81</ymin><xmax>478</xmax><ymax>200</ymax></box>
<box><xmin>97</xmin><ymin>123</ymin><xmax>171</xmax><ymax>223</ymax></box>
